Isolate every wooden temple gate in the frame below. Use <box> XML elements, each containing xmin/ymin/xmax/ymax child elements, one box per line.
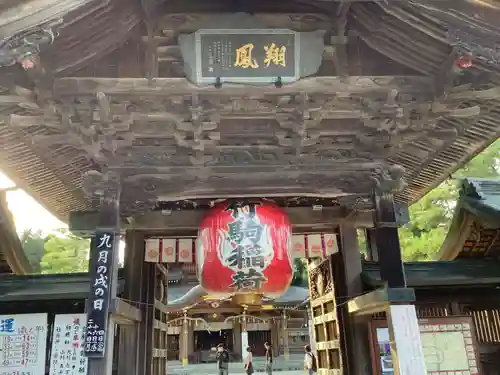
<box><xmin>100</xmin><ymin>191</ymin><xmax>410</xmax><ymax>375</ymax></box>
<box><xmin>1</xmin><ymin>1</ymin><xmax>500</xmax><ymax>375</ymax></box>
<box><xmin>2</xmin><ymin>179</ymin><xmax>500</xmax><ymax>375</ymax></box>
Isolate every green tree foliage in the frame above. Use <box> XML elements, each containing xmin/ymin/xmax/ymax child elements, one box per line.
<box><xmin>19</xmin><ymin>229</ymin><xmax>47</xmax><ymax>273</ymax></box>
<box><xmin>400</xmin><ymin>139</ymin><xmax>500</xmax><ymax>261</ymax></box>
<box><xmin>40</xmin><ymin>230</ymin><xmax>90</xmax><ymax>274</ymax></box>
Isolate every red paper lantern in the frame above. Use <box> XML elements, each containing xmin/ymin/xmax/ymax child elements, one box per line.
<box><xmin>196</xmin><ymin>200</ymin><xmax>293</xmax><ymax>298</ymax></box>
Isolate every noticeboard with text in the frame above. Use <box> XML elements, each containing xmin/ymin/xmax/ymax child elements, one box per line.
<box><xmin>0</xmin><ymin>313</ymin><xmax>48</xmax><ymax>375</ymax></box>
<box><xmin>49</xmin><ymin>314</ymin><xmax>88</xmax><ymax>375</ymax></box>
<box><xmin>369</xmin><ymin>316</ymin><xmax>480</xmax><ymax>375</ymax></box>
<box><xmin>196</xmin><ymin>29</ymin><xmax>297</xmax><ymax>83</ymax></box>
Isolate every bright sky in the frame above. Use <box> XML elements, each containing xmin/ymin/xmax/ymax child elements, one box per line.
<box><xmin>0</xmin><ymin>172</ymin><xmax>66</xmax><ymax>233</ymax></box>
<box><xmin>0</xmin><ymin>171</ymin><xmax>126</xmax><ymax>262</ymax></box>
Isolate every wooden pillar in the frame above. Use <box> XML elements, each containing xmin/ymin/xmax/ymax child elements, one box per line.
<box><xmin>187</xmin><ymin>322</ymin><xmax>194</xmax><ymax>360</ymax></box>
<box><xmin>180</xmin><ymin>312</ymin><xmax>189</xmax><ymax>365</ymax></box>
<box><xmin>137</xmin><ymin>262</ymin><xmax>156</xmax><ymax>375</ymax></box>
<box><xmin>338</xmin><ymin>225</ymin><xmax>371</xmax><ymax>375</ymax></box>
<box><xmin>306</xmin><ymin>308</ymin><xmax>315</xmax><ymax>352</ymax></box>
<box><xmin>233</xmin><ymin>322</ymin><xmax>242</xmax><ymax>359</ymax></box>
<box><xmin>373</xmin><ymin>190</ymin><xmax>406</xmax><ymax>288</ymax></box>
<box><xmin>271</xmin><ymin>320</ymin><xmax>279</xmax><ymax>357</ymax></box>
<box><xmin>86</xmin><ymin>185</ymin><xmax>120</xmax><ymax>375</ymax></box>
<box><xmin>117</xmin><ymin>231</ymin><xmax>145</xmax><ymax>375</ymax></box>
<box><xmin>281</xmin><ymin>311</ymin><xmax>290</xmax><ymax>360</ymax></box>
<box><xmin>365</xmin><ymin>229</ymin><xmax>379</xmax><ymax>262</ymax></box>
<box><xmin>373</xmin><ymin>188</ymin><xmax>426</xmax><ymax>375</ymax></box>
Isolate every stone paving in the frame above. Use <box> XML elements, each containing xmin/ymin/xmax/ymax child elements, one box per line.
<box><xmin>168</xmin><ymin>356</ymin><xmax>305</xmax><ymax>375</ymax></box>
<box><xmin>168</xmin><ymin>372</ymin><xmax>304</xmax><ymax>375</ymax></box>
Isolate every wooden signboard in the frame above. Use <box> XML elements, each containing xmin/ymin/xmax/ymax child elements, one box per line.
<box><xmin>178</xmin><ymin>14</ymin><xmax>324</xmax><ymax>86</ymax></box>
<box><xmin>197</xmin><ymin>30</ymin><xmax>297</xmax><ymax>81</ymax></box>
<box><xmin>369</xmin><ymin>316</ymin><xmax>480</xmax><ymax>375</ymax></box>
<box><xmin>0</xmin><ymin>313</ymin><xmax>48</xmax><ymax>374</ymax></box>
<box><xmin>84</xmin><ymin>231</ymin><xmax>116</xmax><ymax>358</ymax></box>
<box><xmin>49</xmin><ymin>314</ymin><xmax>88</xmax><ymax>375</ymax></box>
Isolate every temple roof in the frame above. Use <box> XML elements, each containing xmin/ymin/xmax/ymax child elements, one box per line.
<box><xmin>1</xmin><ymin>0</ymin><xmax>500</xmax><ymax>222</ymax></box>
<box><xmin>362</xmin><ymin>259</ymin><xmax>500</xmax><ymax>287</ymax></box>
<box><xmin>167</xmin><ymin>284</ymin><xmax>309</xmax><ymax>305</ymax></box>
<box><xmin>0</xmin><ymin>271</ymin><xmax>309</xmax><ymax>305</ymax></box>
<box><xmin>437</xmin><ymin>178</ymin><xmax>500</xmax><ymax>260</ymax></box>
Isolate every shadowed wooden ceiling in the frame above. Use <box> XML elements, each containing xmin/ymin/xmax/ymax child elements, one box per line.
<box><xmin>0</xmin><ymin>0</ymin><xmax>499</xmax><ymax>222</ymax></box>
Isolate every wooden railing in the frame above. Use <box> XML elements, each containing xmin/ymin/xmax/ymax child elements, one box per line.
<box><xmin>464</xmin><ymin>308</ymin><xmax>500</xmax><ymax>344</ymax></box>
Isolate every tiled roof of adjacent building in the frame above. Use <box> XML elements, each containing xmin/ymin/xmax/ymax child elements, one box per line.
<box><xmin>438</xmin><ymin>178</ymin><xmax>500</xmax><ymax>260</ymax></box>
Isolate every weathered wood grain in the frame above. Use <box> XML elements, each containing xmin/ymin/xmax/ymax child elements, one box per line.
<box><xmin>53</xmin><ymin>76</ymin><xmax>432</xmax><ymax>95</ymax></box>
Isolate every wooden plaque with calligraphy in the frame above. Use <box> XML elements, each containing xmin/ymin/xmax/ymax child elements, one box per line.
<box><xmin>197</xmin><ymin>30</ymin><xmax>297</xmax><ymax>82</ymax></box>
<box><xmin>84</xmin><ymin>231</ymin><xmax>116</xmax><ymax>358</ymax></box>
<box><xmin>179</xmin><ymin>18</ymin><xmax>324</xmax><ymax>86</ymax></box>
<box><xmin>368</xmin><ymin>316</ymin><xmax>481</xmax><ymax>375</ymax></box>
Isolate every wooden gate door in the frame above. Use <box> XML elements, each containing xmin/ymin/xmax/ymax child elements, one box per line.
<box><xmin>307</xmin><ymin>257</ymin><xmax>343</xmax><ymax>375</ymax></box>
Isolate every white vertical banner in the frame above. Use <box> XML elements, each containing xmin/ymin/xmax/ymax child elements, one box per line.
<box><xmin>241</xmin><ymin>331</ymin><xmax>249</xmax><ymax>360</ymax></box>
<box><xmin>50</xmin><ymin>314</ymin><xmax>88</xmax><ymax>375</ymax></box>
<box><xmin>307</xmin><ymin>234</ymin><xmax>323</xmax><ymax>258</ymax></box>
<box><xmin>178</xmin><ymin>238</ymin><xmax>193</xmax><ymax>263</ymax></box>
<box><xmin>323</xmin><ymin>233</ymin><xmax>338</xmax><ymax>256</ymax></box>
<box><xmin>144</xmin><ymin>238</ymin><xmax>160</xmax><ymax>262</ymax></box>
<box><xmin>308</xmin><ymin>321</ymin><xmax>316</xmax><ymax>352</ymax></box>
<box><xmin>388</xmin><ymin>305</ymin><xmax>427</xmax><ymax>375</ymax></box>
<box><xmin>0</xmin><ymin>313</ymin><xmax>48</xmax><ymax>373</ymax></box>
<box><xmin>292</xmin><ymin>235</ymin><xmax>306</xmax><ymax>259</ymax></box>
<box><xmin>161</xmin><ymin>238</ymin><xmax>177</xmax><ymax>263</ymax></box>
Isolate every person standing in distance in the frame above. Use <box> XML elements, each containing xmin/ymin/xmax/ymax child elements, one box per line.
<box><xmin>244</xmin><ymin>346</ymin><xmax>254</xmax><ymax>375</ymax></box>
<box><xmin>264</xmin><ymin>341</ymin><xmax>273</xmax><ymax>375</ymax></box>
<box><xmin>216</xmin><ymin>343</ymin><xmax>230</xmax><ymax>375</ymax></box>
<box><xmin>304</xmin><ymin>345</ymin><xmax>318</xmax><ymax>375</ymax></box>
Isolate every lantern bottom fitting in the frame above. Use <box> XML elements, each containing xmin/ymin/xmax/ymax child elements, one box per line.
<box><xmin>232</xmin><ymin>293</ymin><xmax>263</xmax><ymax>306</ymax></box>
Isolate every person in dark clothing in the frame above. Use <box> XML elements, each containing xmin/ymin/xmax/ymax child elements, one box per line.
<box><xmin>304</xmin><ymin>344</ymin><xmax>317</xmax><ymax>374</ymax></box>
<box><xmin>215</xmin><ymin>343</ymin><xmax>230</xmax><ymax>375</ymax></box>
<box><xmin>264</xmin><ymin>341</ymin><xmax>273</xmax><ymax>375</ymax></box>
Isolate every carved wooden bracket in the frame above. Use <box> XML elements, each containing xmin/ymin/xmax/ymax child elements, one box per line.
<box><xmin>372</xmin><ymin>165</ymin><xmax>407</xmax><ymax>194</ymax></box>
<box><xmin>0</xmin><ymin>20</ymin><xmax>61</xmax><ymax>68</ymax></box>
<box><xmin>82</xmin><ymin>170</ymin><xmax>120</xmax><ymax>201</ymax></box>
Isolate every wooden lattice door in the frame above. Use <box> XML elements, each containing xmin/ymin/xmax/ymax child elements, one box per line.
<box><xmin>307</xmin><ymin>257</ymin><xmax>343</xmax><ymax>375</ymax></box>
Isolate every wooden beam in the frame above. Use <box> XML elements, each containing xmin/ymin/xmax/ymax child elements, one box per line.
<box><xmin>69</xmin><ymin>206</ymin><xmax>375</xmax><ymax>235</ymax></box>
<box><xmin>338</xmin><ymin>225</ymin><xmax>369</xmax><ymax>375</ymax></box>
<box><xmin>138</xmin><ymin>263</ymin><xmax>156</xmax><ymax>375</ymax></box>
<box><xmin>53</xmin><ymin>76</ymin><xmax>432</xmax><ymax>96</ymax></box>
<box><xmin>373</xmin><ymin>190</ymin><xmax>407</xmax><ymax>288</ymax></box>
<box><xmin>110</xmin><ymin>298</ymin><xmax>142</xmax><ymax>324</ymax></box>
<box><xmin>347</xmin><ymin>287</ymin><xmax>415</xmax><ymax>316</ymax></box>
